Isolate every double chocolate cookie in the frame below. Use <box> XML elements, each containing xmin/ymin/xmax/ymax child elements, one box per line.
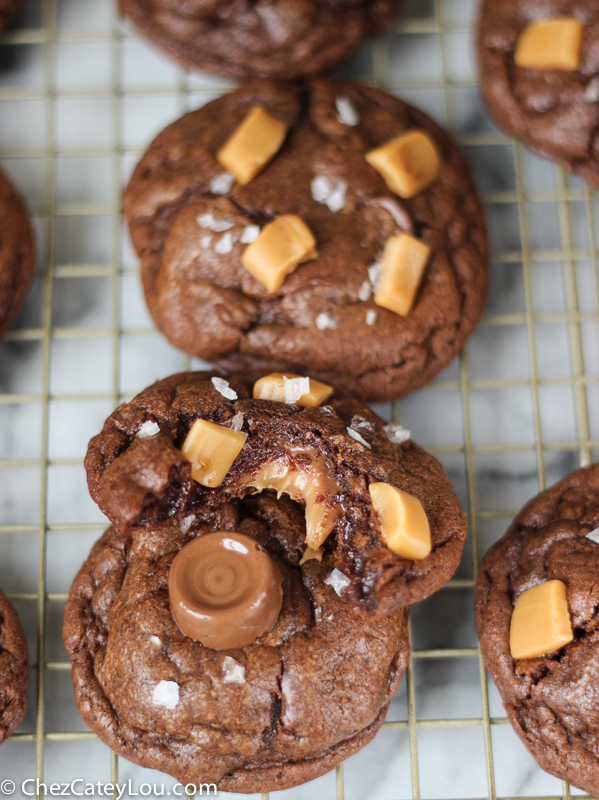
<box><xmin>0</xmin><ymin>588</ymin><xmax>28</xmax><ymax>744</ymax></box>
<box><xmin>119</xmin><ymin>0</ymin><xmax>400</xmax><ymax>80</ymax></box>
<box><xmin>83</xmin><ymin>372</ymin><xmax>468</xmax><ymax>614</ymax></box>
<box><xmin>475</xmin><ymin>464</ymin><xmax>599</xmax><ymax>795</ymax></box>
<box><xmin>63</xmin><ymin>370</ymin><xmax>472</xmax><ymax>789</ymax></box>
<box><xmin>478</xmin><ymin>0</ymin><xmax>599</xmax><ymax>185</ymax></box>
<box><xmin>124</xmin><ymin>80</ymin><xmax>488</xmax><ymax>402</ymax></box>
<box><xmin>0</xmin><ymin>166</ymin><xmax>36</xmax><ymax>340</ymax></box>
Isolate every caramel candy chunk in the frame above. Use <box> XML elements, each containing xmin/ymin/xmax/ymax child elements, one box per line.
<box><xmin>253</xmin><ymin>373</ymin><xmax>333</xmax><ymax>407</ymax></box>
<box><xmin>182</xmin><ymin>418</ymin><xmax>248</xmax><ymax>488</ymax></box>
<box><xmin>374</xmin><ymin>233</ymin><xmax>431</xmax><ymax>317</ymax></box>
<box><xmin>217</xmin><ymin>106</ymin><xmax>288</xmax><ymax>186</ymax></box>
<box><xmin>365</xmin><ymin>130</ymin><xmax>441</xmax><ymax>198</ymax></box>
<box><xmin>248</xmin><ymin>450</ymin><xmax>343</xmax><ymax>550</ymax></box>
<box><xmin>242</xmin><ymin>215</ymin><xmax>317</xmax><ymax>292</ymax></box>
<box><xmin>509</xmin><ymin>579</ymin><xmax>574</xmax><ymax>660</ymax></box>
<box><xmin>369</xmin><ymin>482</ymin><xmax>431</xmax><ymax>560</ymax></box>
<box><xmin>514</xmin><ymin>18</ymin><xmax>584</xmax><ymax>72</ymax></box>
<box><xmin>169</xmin><ymin>531</ymin><xmax>283</xmax><ymax>648</ymax></box>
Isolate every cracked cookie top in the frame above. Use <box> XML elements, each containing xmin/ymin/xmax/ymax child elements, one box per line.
<box><xmin>0</xmin><ymin>588</ymin><xmax>28</xmax><ymax>744</ymax></box>
<box><xmin>475</xmin><ymin>464</ymin><xmax>599</xmax><ymax>796</ymax></box>
<box><xmin>84</xmin><ymin>371</ymin><xmax>468</xmax><ymax>615</ymax></box>
<box><xmin>123</xmin><ymin>80</ymin><xmax>488</xmax><ymax>402</ymax></box>
<box><xmin>0</xmin><ymin>166</ymin><xmax>36</xmax><ymax>341</ymax></box>
<box><xmin>118</xmin><ymin>0</ymin><xmax>399</xmax><ymax>80</ymax></box>
<box><xmin>478</xmin><ymin>0</ymin><xmax>599</xmax><ymax>185</ymax></box>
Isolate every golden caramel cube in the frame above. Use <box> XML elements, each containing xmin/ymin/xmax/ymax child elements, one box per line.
<box><xmin>374</xmin><ymin>234</ymin><xmax>431</xmax><ymax>317</ymax></box>
<box><xmin>253</xmin><ymin>373</ymin><xmax>333</xmax><ymax>407</ymax></box>
<box><xmin>369</xmin><ymin>482</ymin><xmax>431</xmax><ymax>560</ymax></box>
<box><xmin>365</xmin><ymin>130</ymin><xmax>441</xmax><ymax>198</ymax></box>
<box><xmin>515</xmin><ymin>18</ymin><xmax>584</xmax><ymax>71</ymax></box>
<box><xmin>217</xmin><ymin>106</ymin><xmax>288</xmax><ymax>185</ymax></box>
<box><xmin>182</xmin><ymin>418</ymin><xmax>248</xmax><ymax>488</ymax></box>
<box><xmin>509</xmin><ymin>580</ymin><xmax>574</xmax><ymax>660</ymax></box>
<box><xmin>242</xmin><ymin>215</ymin><xmax>317</xmax><ymax>292</ymax></box>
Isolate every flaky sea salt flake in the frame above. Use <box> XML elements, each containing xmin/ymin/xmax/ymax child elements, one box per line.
<box><xmin>311</xmin><ymin>175</ymin><xmax>331</xmax><ymax>204</ymax></box>
<box><xmin>324</xmin><ymin>569</ymin><xmax>351</xmax><ymax>595</ymax></box>
<box><xmin>222</xmin><ymin>656</ymin><xmax>245</xmax><ymax>685</ymax></box>
<box><xmin>211</xmin><ymin>376</ymin><xmax>238</xmax><ymax>400</ymax></box>
<box><xmin>315</xmin><ymin>311</ymin><xmax>338</xmax><ymax>331</ymax></box>
<box><xmin>149</xmin><ymin>635</ymin><xmax>161</xmax><ymax>646</ymax></box>
<box><xmin>368</xmin><ymin>261</ymin><xmax>382</xmax><ymax>288</ymax></box>
<box><xmin>230</xmin><ymin>412</ymin><xmax>244</xmax><ymax>431</ymax></box>
<box><xmin>201</xmin><ymin>235</ymin><xmax>213</xmax><ymax>249</ymax></box>
<box><xmin>210</xmin><ymin>172</ymin><xmax>235</xmax><ymax>195</ymax></box>
<box><xmin>365</xmin><ymin>310</ymin><xmax>377</xmax><ymax>326</ymax></box>
<box><xmin>214</xmin><ymin>232</ymin><xmax>235</xmax><ymax>254</ymax></box>
<box><xmin>180</xmin><ymin>514</ymin><xmax>196</xmax><ymax>534</ymax></box>
<box><xmin>283</xmin><ymin>375</ymin><xmax>310</xmax><ymax>404</ymax></box>
<box><xmin>585</xmin><ymin>77</ymin><xmax>599</xmax><ymax>102</ymax></box>
<box><xmin>240</xmin><ymin>225</ymin><xmax>260</xmax><ymax>244</ymax></box>
<box><xmin>358</xmin><ymin>280</ymin><xmax>372</xmax><ymax>301</ymax></box>
<box><xmin>152</xmin><ymin>680</ymin><xmax>179</xmax><ymax>709</ymax></box>
<box><xmin>197</xmin><ymin>212</ymin><xmax>234</xmax><ymax>232</ymax></box>
<box><xmin>384</xmin><ymin>423</ymin><xmax>410</xmax><ymax>444</ymax></box>
<box><xmin>335</xmin><ymin>95</ymin><xmax>360</xmax><ymax>127</ymax></box>
<box><xmin>138</xmin><ymin>420</ymin><xmax>160</xmax><ymax>438</ymax></box>
<box><xmin>586</xmin><ymin>527</ymin><xmax>599</xmax><ymax>544</ymax></box>
<box><xmin>347</xmin><ymin>427</ymin><xmax>371</xmax><ymax>449</ymax></box>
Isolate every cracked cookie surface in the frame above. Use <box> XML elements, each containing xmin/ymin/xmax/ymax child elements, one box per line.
<box><xmin>478</xmin><ymin>0</ymin><xmax>599</xmax><ymax>185</ymax></box>
<box><xmin>118</xmin><ymin>0</ymin><xmax>399</xmax><ymax>80</ymax></box>
<box><xmin>84</xmin><ymin>371</ymin><xmax>468</xmax><ymax>615</ymax></box>
<box><xmin>123</xmin><ymin>80</ymin><xmax>488</xmax><ymax>402</ymax></box>
<box><xmin>475</xmin><ymin>464</ymin><xmax>599</xmax><ymax>795</ymax></box>
<box><xmin>64</xmin><ymin>505</ymin><xmax>409</xmax><ymax>790</ymax></box>
<box><xmin>0</xmin><ymin>588</ymin><xmax>28</xmax><ymax>744</ymax></box>
<box><xmin>0</xmin><ymin>166</ymin><xmax>36</xmax><ymax>341</ymax></box>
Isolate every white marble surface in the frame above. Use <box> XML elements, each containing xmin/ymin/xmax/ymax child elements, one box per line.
<box><xmin>0</xmin><ymin>0</ymin><xmax>597</xmax><ymax>797</ymax></box>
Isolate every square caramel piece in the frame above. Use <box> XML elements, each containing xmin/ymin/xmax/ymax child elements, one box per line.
<box><xmin>217</xmin><ymin>106</ymin><xmax>288</xmax><ymax>186</ymax></box>
<box><xmin>242</xmin><ymin>215</ymin><xmax>317</xmax><ymax>292</ymax></box>
<box><xmin>514</xmin><ymin>18</ymin><xmax>584</xmax><ymax>71</ymax></box>
<box><xmin>509</xmin><ymin>579</ymin><xmax>574</xmax><ymax>659</ymax></box>
<box><xmin>365</xmin><ymin>130</ymin><xmax>441</xmax><ymax>198</ymax></box>
<box><xmin>369</xmin><ymin>482</ymin><xmax>431</xmax><ymax>560</ymax></box>
<box><xmin>253</xmin><ymin>373</ymin><xmax>333</xmax><ymax>407</ymax></box>
<box><xmin>182</xmin><ymin>418</ymin><xmax>248</xmax><ymax>488</ymax></box>
<box><xmin>374</xmin><ymin>233</ymin><xmax>431</xmax><ymax>317</ymax></box>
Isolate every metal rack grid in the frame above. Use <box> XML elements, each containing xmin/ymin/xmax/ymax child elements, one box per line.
<box><xmin>0</xmin><ymin>0</ymin><xmax>597</xmax><ymax>797</ymax></box>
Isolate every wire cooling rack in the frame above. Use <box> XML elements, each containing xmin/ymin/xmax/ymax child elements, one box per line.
<box><xmin>0</xmin><ymin>0</ymin><xmax>598</xmax><ymax>798</ymax></box>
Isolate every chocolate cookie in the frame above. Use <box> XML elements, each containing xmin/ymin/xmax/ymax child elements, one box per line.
<box><xmin>0</xmin><ymin>588</ymin><xmax>28</xmax><ymax>744</ymax></box>
<box><xmin>478</xmin><ymin>0</ymin><xmax>599</xmax><ymax>185</ymax></box>
<box><xmin>64</xmin><ymin>519</ymin><xmax>409</xmax><ymax>791</ymax></box>
<box><xmin>0</xmin><ymin>0</ymin><xmax>22</xmax><ymax>30</ymax></box>
<box><xmin>119</xmin><ymin>0</ymin><xmax>399</xmax><ymax>80</ymax></box>
<box><xmin>475</xmin><ymin>464</ymin><xmax>599</xmax><ymax>795</ymax></box>
<box><xmin>124</xmin><ymin>80</ymin><xmax>488</xmax><ymax>403</ymax></box>
<box><xmin>0</xmin><ymin>166</ymin><xmax>36</xmax><ymax>340</ymax></box>
<box><xmin>84</xmin><ymin>371</ymin><xmax>468</xmax><ymax>615</ymax></box>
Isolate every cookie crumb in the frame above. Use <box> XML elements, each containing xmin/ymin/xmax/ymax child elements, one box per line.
<box><xmin>180</xmin><ymin>514</ymin><xmax>196</xmax><ymax>534</ymax></box>
<box><xmin>335</xmin><ymin>95</ymin><xmax>360</xmax><ymax>127</ymax></box>
<box><xmin>283</xmin><ymin>375</ymin><xmax>310</xmax><ymax>404</ymax></box>
<box><xmin>384</xmin><ymin>423</ymin><xmax>410</xmax><ymax>443</ymax></box>
<box><xmin>230</xmin><ymin>412</ymin><xmax>244</xmax><ymax>431</ymax></box>
<box><xmin>197</xmin><ymin>212</ymin><xmax>234</xmax><ymax>232</ymax></box>
<box><xmin>211</xmin><ymin>376</ymin><xmax>238</xmax><ymax>400</ymax></box>
<box><xmin>324</xmin><ymin>569</ymin><xmax>351</xmax><ymax>595</ymax></box>
<box><xmin>315</xmin><ymin>311</ymin><xmax>338</xmax><ymax>331</ymax></box>
<box><xmin>222</xmin><ymin>656</ymin><xmax>245</xmax><ymax>685</ymax></box>
<box><xmin>210</xmin><ymin>172</ymin><xmax>235</xmax><ymax>195</ymax></box>
<box><xmin>240</xmin><ymin>224</ymin><xmax>260</xmax><ymax>244</ymax></box>
<box><xmin>366</xmin><ymin>310</ymin><xmax>377</xmax><ymax>325</ymax></box>
<box><xmin>586</xmin><ymin>527</ymin><xmax>599</xmax><ymax>544</ymax></box>
<box><xmin>138</xmin><ymin>420</ymin><xmax>160</xmax><ymax>438</ymax></box>
<box><xmin>358</xmin><ymin>280</ymin><xmax>372</xmax><ymax>301</ymax></box>
<box><xmin>152</xmin><ymin>680</ymin><xmax>179</xmax><ymax>709</ymax></box>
